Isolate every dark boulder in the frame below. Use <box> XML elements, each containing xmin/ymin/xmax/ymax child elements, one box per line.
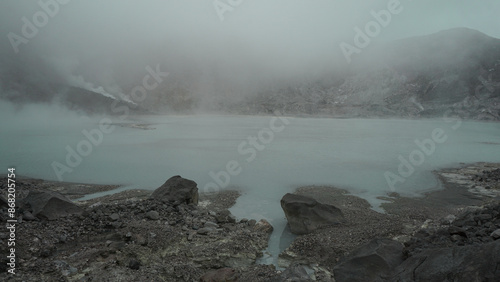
<box><xmin>150</xmin><ymin>175</ymin><xmax>198</xmax><ymax>205</ymax></box>
<box><xmin>280</xmin><ymin>193</ymin><xmax>344</xmax><ymax>235</ymax></box>
<box><xmin>280</xmin><ymin>263</ymin><xmax>312</xmax><ymax>282</ymax></box>
<box><xmin>23</xmin><ymin>190</ymin><xmax>83</xmax><ymax>220</ymax></box>
<box><xmin>392</xmin><ymin>240</ymin><xmax>500</xmax><ymax>281</ymax></box>
<box><xmin>333</xmin><ymin>238</ymin><xmax>404</xmax><ymax>282</ymax></box>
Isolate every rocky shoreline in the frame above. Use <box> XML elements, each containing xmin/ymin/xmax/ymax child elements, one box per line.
<box><xmin>0</xmin><ymin>163</ymin><xmax>499</xmax><ymax>281</ymax></box>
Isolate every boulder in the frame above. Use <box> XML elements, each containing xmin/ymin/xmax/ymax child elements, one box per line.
<box><xmin>280</xmin><ymin>193</ymin><xmax>344</xmax><ymax>234</ymax></box>
<box><xmin>333</xmin><ymin>238</ymin><xmax>404</xmax><ymax>282</ymax></box>
<box><xmin>150</xmin><ymin>175</ymin><xmax>198</xmax><ymax>205</ymax></box>
<box><xmin>280</xmin><ymin>264</ymin><xmax>312</xmax><ymax>282</ymax></box>
<box><xmin>392</xmin><ymin>240</ymin><xmax>500</xmax><ymax>281</ymax></box>
<box><xmin>23</xmin><ymin>190</ymin><xmax>83</xmax><ymax>220</ymax></box>
<box><xmin>109</xmin><ymin>213</ymin><xmax>120</xmax><ymax>221</ymax></box>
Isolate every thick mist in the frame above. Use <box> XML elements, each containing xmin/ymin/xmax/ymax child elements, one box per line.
<box><xmin>2</xmin><ymin>2</ymin><xmax>500</xmax><ymax>270</ymax></box>
<box><xmin>1</xmin><ymin>0</ymin><xmax>500</xmax><ymax>112</ymax></box>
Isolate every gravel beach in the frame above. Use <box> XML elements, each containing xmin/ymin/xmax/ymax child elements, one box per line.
<box><xmin>1</xmin><ymin>162</ymin><xmax>499</xmax><ymax>281</ymax></box>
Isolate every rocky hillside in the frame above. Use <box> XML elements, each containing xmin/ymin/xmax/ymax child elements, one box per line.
<box><xmin>238</xmin><ymin>28</ymin><xmax>500</xmax><ymax>120</ymax></box>
<box><xmin>1</xmin><ymin>28</ymin><xmax>499</xmax><ymax>119</ymax></box>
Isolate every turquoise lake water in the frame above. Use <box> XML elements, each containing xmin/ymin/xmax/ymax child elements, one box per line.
<box><xmin>2</xmin><ymin>107</ymin><xmax>500</xmax><ymax>263</ymax></box>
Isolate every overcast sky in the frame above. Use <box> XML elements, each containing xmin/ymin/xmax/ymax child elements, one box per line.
<box><xmin>1</xmin><ymin>0</ymin><xmax>499</xmax><ymax>92</ymax></box>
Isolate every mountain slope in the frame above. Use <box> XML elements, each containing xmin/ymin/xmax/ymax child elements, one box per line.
<box><xmin>1</xmin><ymin>28</ymin><xmax>499</xmax><ymax>119</ymax></box>
<box><xmin>241</xmin><ymin>28</ymin><xmax>500</xmax><ymax>120</ymax></box>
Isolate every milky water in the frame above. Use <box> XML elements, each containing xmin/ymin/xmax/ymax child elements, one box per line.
<box><xmin>2</xmin><ymin>114</ymin><xmax>500</xmax><ymax>264</ymax></box>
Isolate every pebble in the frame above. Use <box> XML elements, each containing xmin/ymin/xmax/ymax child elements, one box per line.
<box><xmin>491</xmin><ymin>229</ymin><xmax>500</xmax><ymax>240</ymax></box>
<box><xmin>146</xmin><ymin>211</ymin><xmax>160</xmax><ymax>220</ymax></box>
<box><xmin>128</xmin><ymin>259</ymin><xmax>141</xmax><ymax>270</ymax></box>
<box><xmin>197</xmin><ymin>227</ymin><xmax>215</xmax><ymax>235</ymax></box>
<box><xmin>204</xmin><ymin>221</ymin><xmax>219</xmax><ymax>228</ymax></box>
<box><xmin>23</xmin><ymin>211</ymin><xmax>37</xmax><ymax>221</ymax></box>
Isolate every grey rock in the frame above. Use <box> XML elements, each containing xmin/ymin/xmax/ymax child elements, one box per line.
<box><xmin>197</xmin><ymin>227</ymin><xmax>215</xmax><ymax>235</ymax></box>
<box><xmin>216</xmin><ymin>210</ymin><xmax>236</xmax><ymax>224</ymax></box>
<box><xmin>253</xmin><ymin>219</ymin><xmax>274</xmax><ymax>233</ymax></box>
<box><xmin>54</xmin><ymin>260</ymin><xmax>77</xmax><ymax>276</ymax></box>
<box><xmin>23</xmin><ymin>211</ymin><xmax>36</xmax><ymax>221</ymax></box>
<box><xmin>135</xmin><ymin>234</ymin><xmax>147</xmax><ymax>246</ymax></box>
<box><xmin>125</xmin><ymin>232</ymin><xmax>132</xmax><ymax>241</ymax></box>
<box><xmin>280</xmin><ymin>264</ymin><xmax>312</xmax><ymax>282</ymax></box>
<box><xmin>109</xmin><ymin>213</ymin><xmax>120</xmax><ymax>221</ymax></box>
<box><xmin>475</xmin><ymin>214</ymin><xmax>493</xmax><ymax>222</ymax></box>
<box><xmin>146</xmin><ymin>210</ymin><xmax>159</xmax><ymax>220</ymax></box>
<box><xmin>204</xmin><ymin>221</ymin><xmax>219</xmax><ymax>228</ymax></box>
<box><xmin>23</xmin><ymin>190</ymin><xmax>83</xmax><ymax>220</ymax></box>
<box><xmin>105</xmin><ymin>232</ymin><xmax>122</xmax><ymax>241</ymax></box>
<box><xmin>333</xmin><ymin>238</ymin><xmax>404</xmax><ymax>282</ymax></box>
<box><xmin>491</xmin><ymin>229</ymin><xmax>500</xmax><ymax>240</ymax></box>
<box><xmin>109</xmin><ymin>241</ymin><xmax>125</xmax><ymax>251</ymax></box>
<box><xmin>128</xmin><ymin>259</ymin><xmax>140</xmax><ymax>270</ymax></box>
<box><xmin>392</xmin><ymin>240</ymin><xmax>500</xmax><ymax>281</ymax></box>
<box><xmin>450</xmin><ymin>234</ymin><xmax>466</xmax><ymax>244</ymax></box>
<box><xmin>440</xmin><ymin>214</ymin><xmax>456</xmax><ymax>225</ymax></box>
<box><xmin>280</xmin><ymin>193</ymin><xmax>345</xmax><ymax>235</ymax></box>
<box><xmin>150</xmin><ymin>175</ymin><xmax>199</xmax><ymax>205</ymax></box>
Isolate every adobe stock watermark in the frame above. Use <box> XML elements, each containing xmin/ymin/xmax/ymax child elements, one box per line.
<box><xmin>385</xmin><ymin>73</ymin><xmax>497</xmax><ymax>192</ymax></box>
<box><xmin>213</xmin><ymin>0</ymin><xmax>244</xmax><ymax>21</ymax></box>
<box><xmin>203</xmin><ymin>115</ymin><xmax>290</xmax><ymax>194</ymax></box>
<box><xmin>51</xmin><ymin>65</ymin><xmax>169</xmax><ymax>181</ymax></box>
<box><xmin>340</xmin><ymin>0</ymin><xmax>410</xmax><ymax>64</ymax></box>
<box><xmin>7</xmin><ymin>0</ymin><xmax>71</xmax><ymax>54</ymax></box>
<box><xmin>383</xmin><ymin>118</ymin><xmax>460</xmax><ymax>192</ymax></box>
